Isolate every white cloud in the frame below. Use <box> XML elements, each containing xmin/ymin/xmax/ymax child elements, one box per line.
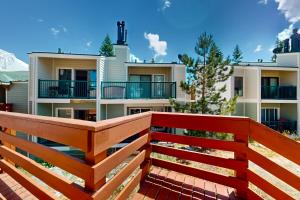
<box><xmin>258</xmin><ymin>0</ymin><xmax>268</xmax><ymax>5</ymax></box>
<box><xmin>37</xmin><ymin>18</ymin><xmax>44</xmax><ymax>23</ymax></box>
<box><xmin>61</xmin><ymin>26</ymin><xmax>68</xmax><ymax>33</ymax></box>
<box><xmin>275</xmin><ymin>0</ymin><xmax>300</xmax><ymax>24</ymax></box>
<box><xmin>254</xmin><ymin>45</ymin><xmax>262</xmax><ymax>52</ymax></box>
<box><xmin>50</xmin><ymin>26</ymin><xmax>68</xmax><ymax>36</ymax></box>
<box><xmin>162</xmin><ymin>0</ymin><xmax>171</xmax><ymax>10</ymax></box>
<box><xmin>86</xmin><ymin>41</ymin><xmax>92</xmax><ymax>47</ymax></box>
<box><xmin>144</xmin><ymin>32</ymin><xmax>167</xmax><ymax>58</ymax></box>
<box><xmin>50</xmin><ymin>27</ymin><xmax>60</xmax><ymax>36</ymax></box>
<box><xmin>130</xmin><ymin>53</ymin><xmax>142</xmax><ymax>63</ymax></box>
<box><xmin>277</xmin><ymin>24</ymin><xmax>294</xmax><ymax>40</ymax></box>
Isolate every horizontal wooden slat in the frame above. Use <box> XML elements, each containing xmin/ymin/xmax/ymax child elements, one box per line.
<box><xmin>151</xmin><ymin>144</ymin><xmax>247</xmax><ymax>171</ymax></box>
<box><xmin>151</xmin><ymin>132</ymin><xmax>247</xmax><ymax>153</ymax></box>
<box><xmin>151</xmin><ymin>112</ymin><xmax>249</xmax><ymax>136</ymax></box>
<box><xmin>0</xmin><ymin>112</ymin><xmax>89</xmax><ymax>151</ymax></box>
<box><xmin>115</xmin><ymin>169</ymin><xmax>142</xmax><ymax>200</ymax></box>
<box><xmin>93</xmin><ymin>133</ymin><xmax>149</xmax><ymax>184</ymax></box>
<box><xmin>0</xmin><ymin>131</ymin><xmax>92</xmax><ymax>181</ymax></box>
<box><xmin>92</xmin><ymin>150</ymin><xmax>146</xmax><ymax>200</ymax></box>
<box><xmin>247</xmin><ymin>189</ymin><xmax>263</xmax><ymax>200</ymax></box>
<box><xmin>247</xmin><ymin>169</ymin><xmax>294</xmax><ymax>200</ymax></box>
<box><xmin>0</xmin><ymin>159</ymin><xmax>55</xmax><ymax>200</ymax></box>
<box><xmin>151</xmin><ymin>158</ymin><xmax>247</xmax><ymax>192</ymax></box>
<box><xmin>0</xmin><ymin>145</ymin><xmax>91</xmax><ymax>200</ymax></box>
<box><xmin>93</xmin><ymin>115</ymin><xmax>151</xmax><ymax>155</ymax></box>
<box><xmin>250</xmin><ymin>121</ymin><xmax>300</xmax><ymax>166</ymax></box>
<box><xmin>248</xmin><ymin>148</ymin><xmax>300</xmax><ymax>190</ymax></box>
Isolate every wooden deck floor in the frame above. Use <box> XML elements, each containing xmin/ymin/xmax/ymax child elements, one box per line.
<box><xmin>133</xmin><ymin>166</ymin><xmax>238</xmax><ymax>200</ymax></box>
<box><xmin>0</xmin><ymin>172</ymin><xmax>37</xmax><ymax>200</ymax></box>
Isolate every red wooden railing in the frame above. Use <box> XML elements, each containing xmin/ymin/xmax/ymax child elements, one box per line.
<box><xmin>0</xmin><ymin>111</ymin><xmax>299</xmax><ymax>199</ymax></box>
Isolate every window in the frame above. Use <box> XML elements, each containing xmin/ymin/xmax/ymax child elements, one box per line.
<box><xmin>56</xmin><ymin>108</ymin><xmax>73</xmax><ymax>118</ymax></box>
<box><xmin>261</xmin><ymin>108</ymin><xmax>279</xmax><ymax>122</ymax></box>
<box><xmin>234</xmin><ymin>77</ymin><xmax>243</xmax><ymax>96</ymax></box>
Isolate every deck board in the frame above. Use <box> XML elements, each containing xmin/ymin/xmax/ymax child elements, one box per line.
<box><xmin>134</xmin><ymin>166</ymin><xmax>238</xmax><ymax>200</ymax></box>
<box><xmin>0</xmin><ymin>172</ymin><xmax>37</xmax><ymax>200</ymax></box>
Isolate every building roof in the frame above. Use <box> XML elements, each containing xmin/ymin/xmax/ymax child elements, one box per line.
<box><xmin>28</xmin><ymin>52</ymin><xmax>101</xmax><ymax>57</ymax></box>
<box><xmin>0</xmin><ymin>71</ymin><xmax>28</xmax><ymax>85</ymax></box>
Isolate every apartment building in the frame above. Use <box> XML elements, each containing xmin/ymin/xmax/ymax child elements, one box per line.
<box><xmin>225</xmin><ymin>52</ymin><xmax>300</xmax><ymax>133</ymax></box>
<box><xmin>28</xmin><ymin>22</ymin><xmax>186</xmax><ymax>125</ymax></box>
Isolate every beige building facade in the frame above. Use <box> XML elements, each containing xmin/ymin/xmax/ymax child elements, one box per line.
<box><xmin>226</xmin><ymin>53</ymin><xmax>300</xmax><ymax>133</ymax></box>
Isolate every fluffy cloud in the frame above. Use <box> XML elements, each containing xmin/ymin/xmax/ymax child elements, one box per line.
<box><xmin>275</xmin><ymin>0</ymin><xmax>300</xmax><ymax>24</ymax></box>
<box><xmin>254</xmin><ymin>45</ymin><xmax>262</xmax><ymax>52</ymax></box>
<box><xmin>144</xmin><ymin>33</ymin><xmax>167</xmax><ymax>58</ymax></box>
<box><xmin>50</xmin><ymin>26</ymin><xmax>68</xmax><ymax>36</ymax></box>
<box><xmin>86</xmin><ymin>41</ymin><xmax>92</xmax><ymax>47</ymax></box>
<box><xmin>258</xmin><ymin>0</ymin><xmax>268</xmax><ymax>5</ymax></box>
<box><xmin>277</xmin><ymin>24</ymin><xmax>295</xmax><ymax>40</ymax></box>
<box><xmin>50</xmin><ymin>27</ymin><xmax>60</xmax><ymax>36</ymax></box>
<box><xmin>130</xmin><ymin>53</ymin><xmax>142</xmax><ymax>63</ymax></box>
<box><xmin>162</xmin><ymin>0</ymin><xmax>171</xmax><ymax>10</ymax></box>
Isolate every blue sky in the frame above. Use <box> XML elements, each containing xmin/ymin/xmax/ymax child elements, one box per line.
<box><xmin>1</xmin><ymin>0</ymin><xmax>300</xmax><ymax>63</ymax></box>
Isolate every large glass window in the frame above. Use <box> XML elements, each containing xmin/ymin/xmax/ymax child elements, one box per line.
<box><xmin>261</xmin><ymin>108</ymin><xmax>279</xmax><ymax>122</ymax></box>
<box><xmin>234</xmin><ymin>77</ymin><xmax>243</xmax><ymax>96</ymax></box>
<box><xmin>57</xmin><ymin>108</ymin><xmax>73</xmax><ymax>118</ymax></box>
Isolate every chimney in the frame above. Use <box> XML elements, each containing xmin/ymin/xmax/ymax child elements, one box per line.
<box><xmin>116</xmin><ymin>21</ymin><xmax>127</xmax><ymax>45</ymax></box>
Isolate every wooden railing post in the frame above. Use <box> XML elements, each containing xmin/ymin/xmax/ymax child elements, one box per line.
<box><xmin>234</xmin><ymin>120</ymin><xmax>249</xmax><ymax>200</ymax></box>
<box><xmin>139</xmin><ymin>128</ymin><xmax>151</xmax><ymax>180</ymax></box>
<box><xmin>85</xmin><ymin>130</ymin><xmax>107</xmax><ymax>192</ymax></box>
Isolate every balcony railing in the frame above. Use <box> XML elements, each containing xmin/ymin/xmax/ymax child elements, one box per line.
<box><xmin>38</xmin><ymin>79</ymin><xmax>96</xmax><ymax>99</ymax></box>
<box><xmin>261</xmin><ymin>85</ymin><xmax>297</xmax><ymax>99</ymax></box>
<box><xmin>262</xmin><ymin>120</ymin><xmax>297</xmax><ymax>132</ymax></box>
<box><xmin>101</xmin><ymin>82</ymin><xmax>176</xmax><ymax>99</ymax></box>
<box><xmin>0</xmin><ymin>112</ymin><xmax>299</xmax><ymax>199</ymax></box>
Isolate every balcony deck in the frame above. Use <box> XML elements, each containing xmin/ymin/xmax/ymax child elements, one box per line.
<box><xmin>0</xmin><ymin>111</ymin><xmax>299</xmax><ymax>200</ymax></box>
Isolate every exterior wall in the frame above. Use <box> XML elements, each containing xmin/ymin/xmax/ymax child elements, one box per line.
<box><xmin>105</xmin><ymin>45</ymin><xmax>129</xmax><ymax>81</ymax></box>
<box><xmin>37</xmin><ymin>103</ymin><xmax>52</xmax><ymax>116</ymax></box>
<box><xmin>7</xmin><ymin>82</ymin><xmax>28</xmax><ymax>113</ymax></box>
<box><xmin>52</xmin><ymin>58</ymin><xmax>97</xmax><ymax>79</ymax></box>
<box><xmin>106</xmin><ymin>104</ymin><xmax>124</xmax><ymax>119</ymax></box>
<box><xmin>245</xmin><ymin>103</ymin><xmax>257</xmax><ymax>120</ymax></box>
<box><xmin>261</xmin><ymin>70</ymin><xmax>297</xmax><ymax>86</ymax></box>
<box><xmin>233</xmin><ymin>102</ymin><xmax>257</xmax><ymax>120</ymax></box>
<box><xmin>276</xmin><ymin>53</ymin><xmax>300</xmax><ymax>67</ymax></box>
<box><xmin>232</xmin><ymin>67</ymin><xmax>259</xmax><ymax>100</ymax></box>
<box><xmin>173</xmin><ymin>66</ymin><xmax>186</xmax><ymax>100</ymax></box>
<box><xmin>38</xmin><ymin>58</ymin><xmax>52</xmax><ymax>79</ymax></box>
<box><xmin>53</xmin><ymin>102</ymin><xmax>96</xmax><ymax>112</ymax></box>
<box><xmin>281</xmin><ymin>104</ymin><xmax>297</xmax><ymax>121</ymax></box>
<box><xmin>128</xmin><ymin>67</ymin><xmax>172</xmax><ymax>81</ymax></box>
<box><xmin>244</xmin><ymin>69</ymin><xmax>258</xmax><ymax>99</ymax></box>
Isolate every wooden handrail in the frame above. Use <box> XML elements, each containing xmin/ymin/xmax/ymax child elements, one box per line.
<box><xmin>0</xmin><ymin>111</ymin><xmax>299</xmax><ymax>199</ymax></box>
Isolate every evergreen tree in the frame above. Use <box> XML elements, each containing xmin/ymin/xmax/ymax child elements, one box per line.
<box><xmin>232</xmin><ymin>45</ymin><xmax>243</xmax><ymax>64</ymax></box>
<box><xmin>99</xmin><ymin>34</ymin><xmax>114</xmax><ymax>57</ymax></box>
<box><xmin>272</xmin><ymin>39</ymin><xmax>284</xmax><ymax>62</ymax></box>
<box><xmin>170</xmin><ymin>32</ymin><xmax>237</xmax><ymax>137</ymax></box>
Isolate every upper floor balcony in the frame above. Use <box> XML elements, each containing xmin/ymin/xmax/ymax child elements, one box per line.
<box><xmin>0</xmin><ymin>111</ymin><xmax>299</xmax><ymax>199</ymax></box>
<box><xmin>38</xmin><ymin>80</ymin><xmax>176</xmax><ymax>99</ymax></box>
<box><xmin>101</xmin><ymin>81</ymin><xmax>176</xmax><ymax>99</ymax></box>
<box><xmin>38</xmin><ymin>80</ymin><xmax>97</xmax><ymax>99</ymax></box>
<box><xmin>261</xmin><ymin>85</ymin><xmax>297</xmax><ymax>100</ymax></box>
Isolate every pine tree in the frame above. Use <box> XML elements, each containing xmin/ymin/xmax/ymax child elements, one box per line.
<box><xmin>99</xmin><ymin>34</ymin><xmax>114</xmax><ymax>57</ymax></box>
<box><xmin>170</xmin><ymin>32</ymin><xmax>237</xmax><ymax>138</ymax></box>
<box><xmin>272</xmin><ymin>39</ymin><xmax>284</xmax><ymax>62</ymax></box>
<box><xmin>232</xmin><ymin>45</ymin><xmax>243</xmax><ymax>64</ymax></box>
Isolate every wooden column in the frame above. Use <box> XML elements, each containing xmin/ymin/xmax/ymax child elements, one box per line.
<box><xmin>84</xmin><ymin>130</ymin><xmax>107</xmax><ymax>192</ymax></box>
<box><xmin>234</xmin><ymin>121</ymin><xmax>249</xmax><ymax>200</ymax></box>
